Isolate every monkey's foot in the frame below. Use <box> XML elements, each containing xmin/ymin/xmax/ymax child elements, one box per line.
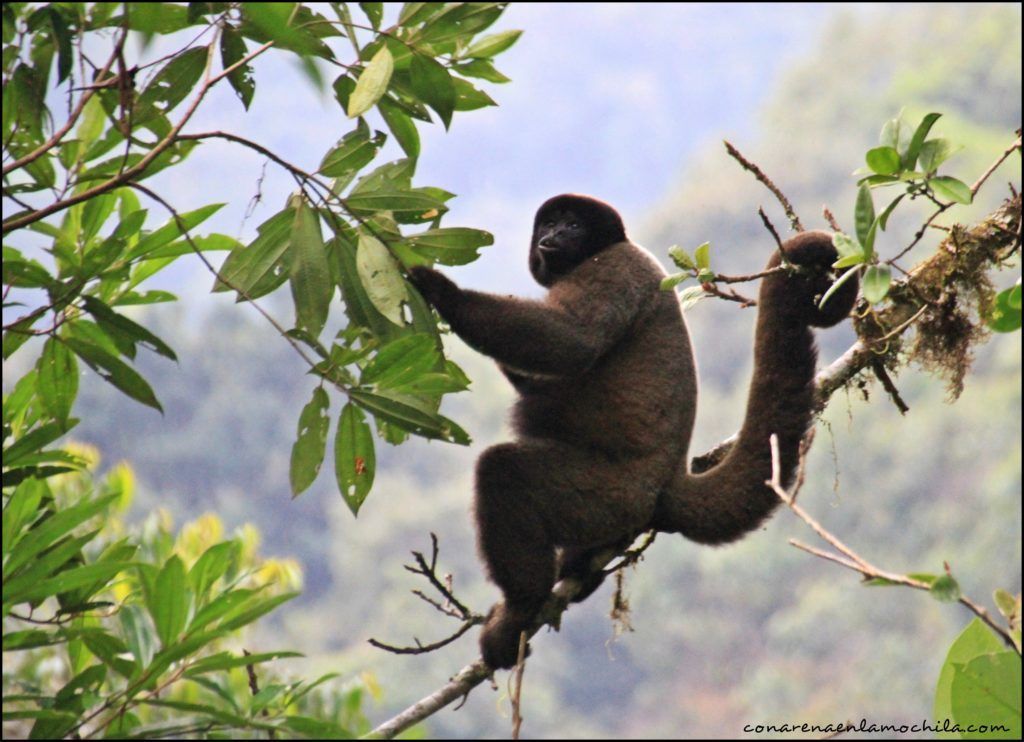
<box><xmin>480</xmin><ymin>602</ymin><xmax>535</xmax><ymax>669</ymax></box>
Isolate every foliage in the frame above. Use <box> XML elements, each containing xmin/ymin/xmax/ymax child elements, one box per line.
<box><xmin>2</xmin><ymin>454</ymin><xmax>373</xmax><ymax>739</ymax></box>
<box><xmin>2</xmin><ymin>1</ymin><xmax>520</xmax><ymax>514</ymax></box>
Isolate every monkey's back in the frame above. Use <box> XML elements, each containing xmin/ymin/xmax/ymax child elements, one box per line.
<box><xmin>510</xmin><ymin>242</ymin><xmax>697</xmax><ymax>471</ymax></box>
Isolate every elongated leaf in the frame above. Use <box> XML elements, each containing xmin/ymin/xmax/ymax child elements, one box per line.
<box><xmin>290</xmin><ymin>387</ymin><xmax>331</xmax><ymax>496</ymax></box>
<box><xmin>319</xmin><ymin>127</ymin><xmax>383</xmax><ymax>179</ymax></box>
<box><xmin>878</xmin><ymin>194</ymin><xmax>906</xmax><ymax>231</ymax></box>
<box><xmin>5</xmin><ymin>561</ymin><xmax>129</xmax><ymax>606</ymax></box>
<box><xmin>356</xmin><ymin>232</ymin><xmax>408</xmax><ymax>325</ymax></box>
<box><xmin>1</xmin><ymin>531</ymin><xmax>98</xmax><ymax>602</ymax></box>
<box><xmin>929</xmin><ymin>175</ymin><xmax>973</xmax><ymax>205</ymax></box>
<box><xmin>188</xmin><ymin>541</ymin><xmax>240</xmax><ymax>598</ymax></box>
<box><xmin>218</xmin><ymin>592</ymin><xmax>298</xmax><ymax>632</ymax></box>
<box><xmin>378</xmin><ymin>97</ymin><xmax>420</xmax><ymax>159</ymax></box>
<box><xmin>346</xmin><ymin>189</ymin><xmax>445</xmax><ymax>216</ymax></box>
<box><xmin>184</xmin><ymin>650</ymin><xmax>302</xmax><ymax>677</ymax></box>
<box><xmin>81</xmin><ymin>296</ymin><xmax>177</xmax><ymax>360</ymax></box>
<box><xmin>213</xmin><ymin>207</ymin><xmax>293</xmax><ymax>297</ymax></box>
<box><xmin>405</xmin><ymin>227</ymin><xmax>492</xmax><ymax>265</ymax></box>
<box><xmin>220</xmin><ymin>26</ymin><xmax>255</xmax><ymax>109</ymax></box>
<box><xmin>289</xmin><ymin>199</ymin><xmax>333</xmax><ymax>338</ymax></box>
<box><xmin>818</xmin><ymin>264</ymin><xmax>861</xmax><ymax>310</ymax></box>
<box><xmin>361</xmin><ymin>334</ymin><xmax>439</xmax><ymax>387</ymax></box>
<box><xmin>35</xmin><ymin>337</ymin><xmax>78</xmax><ymax>427</ymax></box>
<box><xmin>136</xmin><ymin>47</ymin><xmax>207</xmax><ymax>120</ymax></box>
<box><xmin>465</xmin><ymin>29</ymin><xmax>522</xmax><ymax>58</ymax></box>
<box><xmin>854</xmin><ymin>185</ymin><xmax>875</xmax><ymax>248</ymax></box>
<box><xmin>902</xmin><ymin>112</ymin><xmax>941</xmax><ymax>169</ymax></box>
<box><xmin>3</xmin><ymin>494</ymin><xmax>116</xmax><ymax>579</ymax></box>
<box><xmin>128</xmin><ymin>204</ymin><xmax>225</xmax><ymax>261</ymax></box>
<box><xmin>862</xmin><ymin>265</ymin><xmax>891</xmax><ymax>304</ymax></box>
<box><xmin>350</xmin><ymin>390</ymin><xmax>469</xmax><ymax>444</ymax></box>
<box><xmin>410</xmin><ymin>53</ymin><xmax>454</xmax><ymax>129</ymax></box>
<box><xmin>694</xmin><ymin>242</ymin><xmax>711</xmax><ymax>270</ymax></box>
<box><xmin>149</xmin><ymin>555</ymin><xmax>189</xmax><ymax>647</ymax></box>
<box><xmin>64</xmin><ymin>338</ymin><xmax>163</xmax><ymax>412</ymax></box>
<box><xmin>348</xmin><ymin>45</ymin><xmax>394</xmax><ymax>117</ymax></box>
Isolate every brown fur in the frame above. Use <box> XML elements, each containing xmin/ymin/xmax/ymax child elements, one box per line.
<box><xmin>409</xmin><ymin>195</ymin><xmax>858</xmax><ymax>668</ymax></box>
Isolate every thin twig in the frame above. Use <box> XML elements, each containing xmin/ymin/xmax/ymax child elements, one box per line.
<box><xmin>367</xmin><ymin>619</ymin><xmax>481</xmax><ymax>655</ymax></box>
<box><xmin>723</xmin><ymin>140</ymin><xmax>803</xmax><ymax>231</ymax></box>
<box><xmin>823</xmin><ymin>206</ymin><xmax>842</xmax><ymax>232</ymax></box>
<box><xmin>758</xmin><ymin>206</ymin><xmax>784</xmax><ymax>250</ymax></box>
<box><xmin>768</xmin><ymin>436</ymin><xmax>1020</xmax><ymax>653</ymax></box>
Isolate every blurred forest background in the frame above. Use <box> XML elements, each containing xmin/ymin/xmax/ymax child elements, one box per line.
<box><xmin>6</xmin><ymin>3</ymin><xmax>1019</xmax><ymax>738</ymax></box>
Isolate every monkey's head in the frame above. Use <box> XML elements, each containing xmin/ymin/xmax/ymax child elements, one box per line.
<box><xmin>529</xmin><ymin>194</ymin><xmax>627</xmax><ymax>286</ymax></box>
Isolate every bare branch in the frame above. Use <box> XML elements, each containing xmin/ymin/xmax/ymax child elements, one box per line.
<box><xmin>367</xmin><ymin>618</ymin><xmax>481</xmax><ymax>656</ymax></box>
<box><xmin>768</xmin><ymin>436</ymin><xmax>1020</xmax><ymax>653</ymax></box>
<box><xmin>723</xmin><ymin>140</ymin><xmax>803</xmax><ymax>231</ymax></box>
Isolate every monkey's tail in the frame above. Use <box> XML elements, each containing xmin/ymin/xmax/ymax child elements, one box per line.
<box><xmin>650</xmin><ymin>230</ymin><xmax>858</xmax><ymax>544</ymax></box>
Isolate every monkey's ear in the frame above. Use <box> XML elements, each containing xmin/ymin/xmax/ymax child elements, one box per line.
<box><xmin>408</xmin><ymin>266</ymin><xmax>460</xmax><ymax>311</ymax></box>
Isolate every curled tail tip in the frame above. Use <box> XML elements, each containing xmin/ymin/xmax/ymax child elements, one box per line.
<box><xmin>776</xmin><ymin>230</ymin><xmax>859</xmax><ymax>328</ymax></box>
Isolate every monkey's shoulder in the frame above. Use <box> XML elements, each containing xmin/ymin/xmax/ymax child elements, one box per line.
<box><xmin>550</xmin><ymin>241</ymin><xmax>665</xmax><ymax>303</ymax></box>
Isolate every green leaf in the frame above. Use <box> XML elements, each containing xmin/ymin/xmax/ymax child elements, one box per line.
<box><xmin>213</xmin><ymin>207</ymin><xmax>293</xmax><ymax>298</ymax></box>
<box><xmin>346</xmin><ymin>189</ymin><xmax>446</xmax><ymax>217</ymax></box>
<box><xmin>135</xmin><ymin>47</ymin><xmax>207</xmax><ymax>121</ymax></box>
<box><xmin>335</xmin><ymin>403</ymin><xmax>376</xmax><ymax>515</ymax></box>
<box><xmin>3</xmin><ymin>494</ymin><xmax>116</xmax><ymax>580</ymax></box>
<box><xmin>289</xmin><ymin>198</ymin><xmax>333</xmax><ymax>338</ymax></box>
<box><xmin>220</xmin><ymin>25</ymin><xmax>255</xmax><ymax>110</ymax></box>
<box><xmin>986</xmin><ymin>284</ymin><xmax>1022</xmax><ymax>333</ymax></box>
<box><xmin>80</xmin><ymin>296</ymin><xmax>177</xmax><ymax>360</ymax></box>
<box><xmin>184</xmin><ymin>650</ymin><xmax>303</xmax><ymax>677</ymax></box>
<box><xmin>930</xmin><ymin>573</ymin><xmax>961</xmax><ymax>603</ymax></box>
<box><xmin>832</xmin><ymin>232</ymin><xmax>863</xmax><ymax>261</ymax></box>
<box><xmin>833</xmin><ymin>252</ymin><xmax>868</xmax><ymax>269</ymax></box>
<box><xmin>127</xmin><ymin>203</ymin><xmax>225</xmax><ymax>261</ymax></box>
<box><xmin>879</xmin><ymin>115</ymin><xmax>901</xmax><ymax>150</ymax></box>
<box><xmin>149</xmin><ymin>555</ymin><xmax>190</xmax><ymax>647</ymax></box>
<box><xmin>464</xmin><ymin>29</ymin><xmax>522</xmax><ymax>58</ymax></box>
<box><xmin>318</xmin><ymin>126</ymin><xmax>385</xmax><ymax>179</ymax></box>
<box><xmin>818</xmin><ymin>264</ymin><xmax>861</xmax><ymax>310</ymax></box>
<box><xmin>356</xmin><ymin>232</ymin><xmax>408</xmax><ymax>326</ymax></box>
<box><xmin>902</xmin><ymin>112</ymin><xmax>942</xmax><ymax>170</ymax></box>
<box><xmin>349</xmin><ymin>390</ymin><xmax>469</xmax><ymax>444</ymax></box>
<box><xmin>405</xmin><ymin>227</ymin><xmax>493</xmax><ymax>265</ymax></box>
<box><xmin>862</xmin><ymin>265</ymin><xmax>892</xmax><ymax>304</ymax></box>
<box><xmin>81</xmin><ymin>193</ymin><xmax>117</xmax><ymax>243</ymax></box>
<box><xmin>935</xmin><ymin>619</ymin><xmax>1006</xmax><ymax>731</ymax></box>
<box><xmin>360</xmin><ymin>2</ymin><xmax>383</xmax><ymax>28</ymax></box>
<box><xmin>409</xmin><ymin>53</ymin><xmax>455</xmax><ymax>129</ymax></box>
<box><xmin>218</xmin><ymin>591</ymin><xmax>298</xmax><ymax>633</ymax></box>
<box><xmin>950</xmin><ymin>652</ymin><xmax>1022</xmax><ymax>739</ymax></box>
<box><xmin>693</xmin><ymin>242</ymin><xmax>711</xmax><ymax>270</ymax></box>
<box><xmin>918</xmin><ymin>138</ymin><xmax>958</xmax><ymax>173</ymax></box>
<box><xmin>929</xmin><ymin>175</ymin><xmax>973</xmax><ymax>205</ymax></box>
<box><xmin>453</xmin><ymin>58</ymin><xmax>511</xmax><ymax>84</ymax></box>
<box><xmin>452</xmin><ymin>78</ymin><xmax>496</xmax><ymax>111</ymax></box>
<box><xmin>188</xmin><ymin>541</ymin><xmax>239</xmax><ymax>598</ymax></box>
<box><xmin>35</xmin><ymin>337</ymin><xmax>78</xmax><ymax>427</ymax></box>
<box><xmin>361</xmin><ymin>334</ymin><xmax>439</xmax><ymax>387</ymax></box>
<box><xmin>378</xmin><ymin>97</ymin><xmax>420</xmax><ymax>159</ymax></box>
<box><xmin>667</xmin><ymin>245</ymin><xmax>695</xmax><ymax>270</ymax></box>
<box><xmin>865</xmin><ymin>146</ymin><xmax>901</xmax><ymax>175</ymax></box>
<box><xmin>290</xmin><ymin>387</ymin><xmax>331</xmax><ymax>497</ymax></box>
<box><xmin>854</xmin><ymin>185</ymin><xmax>875</xmax><ymax>248</ymax></box>
<box><xmin>660</xmin><ymin>273</ymin><xmax>689</xmax><ymax>291</ymax></box>
<box><xmin>877</xmin><ymin>193</ymin><xmax>906</xmax><ymax>231</ymax></box>
<box><xmin>1</xmin><ymin>530</ymin><xmax>98</xmax><ymax>602</ymax></box>
<box><xmin>120</xmin><ymin>603</ymin><xmax>158</xmax><ymax>668</ymax></box>
<box><xmin>5</xmin><ymin>561</ymin><xmax>129</xmax><ymax>606</ymax></box>
<box><xmin>2</xmin><ymin>479</ymin><xmax>45</xmax><ymax>556</ymax></box>
<box><xmin>348</xmin><ymin>45</ymin><xmax>394</xmax><ymax>117</ymax></box>
<box><xmin>64</xmin><ymin>338</ymin><xmax>163</xmax><ymax>412</ymax></box>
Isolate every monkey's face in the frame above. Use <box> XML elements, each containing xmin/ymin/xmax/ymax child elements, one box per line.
<box><xmin>530</xmin><ymin>208</ymin><xmax>588</xmax><ymax>285</ymax></box>
<box><xmin>529</xmin><ymin>194</ymin><xmax>626</xmax><ymax>287</ymax></box>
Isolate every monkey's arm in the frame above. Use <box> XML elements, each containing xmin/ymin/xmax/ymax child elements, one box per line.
<box><xmin>408</xmin><ymin>266</ymin><xmax>640</xmax><ymax>376</ymax></box>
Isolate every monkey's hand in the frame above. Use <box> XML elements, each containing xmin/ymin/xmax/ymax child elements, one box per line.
<box><xmin>771</xmin><ymin>230</ymin><xmax>859</xmax><ymax>328</ymax></box>
<box><xmin>408</xmin><ymin>266</ymin><xmax>462</xmax><ymax>319</ymax></box>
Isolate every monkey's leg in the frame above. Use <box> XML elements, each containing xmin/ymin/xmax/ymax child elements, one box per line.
<box><xmin>474</xmin><ymin>439</ymin><xmax>659</xmax><ymax>667</ymax></box>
